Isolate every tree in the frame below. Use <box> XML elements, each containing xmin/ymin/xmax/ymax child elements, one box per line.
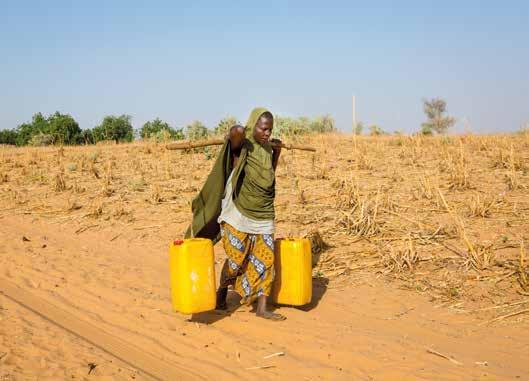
<box><xmin>185</xmin><ymin>121</ymin><xmax>209</xmax><ymax>141</ymax></box>
<box><xmin>46</xmin><ymin>112</ymin><xmax>82</xmax><ymax>145</ymax></box>
<box><xmin>369</xmin><ymin>124</ymin><xmax>385</xmax><ymax>136</ymax></box>
<box><xmin>141</xmin><ymin>118</ymin><xmax>184</xmax><ymax>141</ymax></box>
<box><xmin>310</xmin><ymin>114</ymin><xmax>335</xmax><ymax>133</ymax></box>
<box><xmin>274</xmin><ymin>116</ymin><xmax>304</xmax><ymax>137</ymax></box>
<box><xmin>12</xmin><ymin>112</ymin><xmax>82</xmax><ymax>146</ymax></box>
<box><xmin>141</xmin><ymin>118</ymin><xmax>168</xmax><ymax>138</ymax></box>
<box><xmin>93</xmin><ymin>115</ymin><xmax>134</xmax><ymax>143</ymax></box>
<box><xmin>15</xmin><ymin>112</ymin><xmax>47</xmax><ymax>146</ymax></box>
<box><xmin>0</xmin><ymin>129</ymin><xmax>18</xmax><ymax>145</ymax></box>
<box><xmin>80</xmin><ymin>129</ymin><xmax>95</xmax><ymax>145</ymax></box>
<box><xmin>421</xmin><ymin>98</ymin><xmax>456</xmax><ymax>134</ymax></box>
<box><xmin>214</xmin><ymin>116</ymin><xmax>239</xmax><ymax>137</ymax></box>
<box><xmin>354</xmin><ymin>122</ymin><xmax>364</xmax><ymax>135</ymax></box>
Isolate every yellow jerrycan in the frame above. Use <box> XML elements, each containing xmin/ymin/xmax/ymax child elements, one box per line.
<box><xmin>168</xmin><ymin>238</ymin><xmax>216</xmax><ymax>314</ymax></box>
<box><xmin>272</xmin><ymin>238</ymin><xmax>312</xmax><ymax>306</ymax></box>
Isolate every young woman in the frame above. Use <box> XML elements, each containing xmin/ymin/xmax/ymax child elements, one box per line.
<box><xmin>185</xmin><ymin>107</ymin><xmax>285</xmax><ymax>320</ymax></box>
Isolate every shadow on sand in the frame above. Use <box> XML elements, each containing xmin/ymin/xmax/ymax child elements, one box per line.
<box><xmin>191</xmin><ymin>276</ymin><xmax>329</xmax><ymax>324</ymax></box>
<box><xmin>189</xmin><ymin>291</ymin><xmax>242</xmax><ymax>324</ymax></box>
<box><xmin>296</xmin><ymin>276</ymin><xmax>329</xmax><ymax>312</ymax></box>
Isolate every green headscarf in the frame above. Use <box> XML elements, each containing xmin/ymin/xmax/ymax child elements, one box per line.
<box><xmin>184</xmin><ymin>107</ymin><xmax>275</xmax><ymax>243</ymax></box>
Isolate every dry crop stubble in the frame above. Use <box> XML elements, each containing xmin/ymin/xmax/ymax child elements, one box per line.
<box><xmin>1</xmin><ymin>133</ymin><xmax>528</xmax><ymax>313</ymax></box>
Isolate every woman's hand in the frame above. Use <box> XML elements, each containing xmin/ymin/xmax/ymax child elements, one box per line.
<box><xmin>271</xmin><ymin>138</ymin><xmax>282</xmax><ymax>170</ymax></box>
<box><xmin>229</xmin><ymin>125</ymin><xmax>246</xmax><ymax>151</ymax></box>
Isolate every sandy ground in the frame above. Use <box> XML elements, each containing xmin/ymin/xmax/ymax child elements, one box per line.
<box><xmin>1</xmin><ymin>213</ymin><xmax>528</xmax><ymax>381</ymax></box>
<box><xmin>1</xmin><ymin>135</ymin><xmax>528</xmax><ymax>380</ymax></box>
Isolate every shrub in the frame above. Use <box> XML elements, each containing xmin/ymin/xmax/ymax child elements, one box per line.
<box><xmin>310</xmin><ymin>114</ymin><xmax>335</xmax><ymax>133</ymax></box>
<box><xmin>93</xmin><ymin>115</ymin><xmax>134</xmax><ymax>143</ymax></box>
<box><xmin>0</xmin><ymin>129</ymin><xmax>18</xmax><ymax>145</ymax></box>
<box><xmin>13</xmin><ymin>112</ymin><xmax>81</xmax><ymax>146</ymax></box>
<box><xmin>214</xmin><ymin>116</ymin><xmax>239</xmax><ymax>137</ymax></box>
<box><xmin>46</xmin><ymin>112</ymin><xmax>82</xmax><ymax>144</ymax></box>
<box><xmin>185</xmin><ymin>121</ymin><xmax>209</xmax><ymax>141</ymax></box>
<box><xmin>29</xmin><ymin>133</ymin><xmax>55</xmax><ymax>146</ymax></box>
<box><xmin>369</xmin><ymin>125</ymin><xmax>385</xmax><ymax>136</ymax></box>
<box><xmin>354</xmin><ymin>122</ymin><xmax>364</xmax><ymax>135</ymax></box>
<box><xmin>273</xmin><ymin>114</ymin><xmax>336</xmax><ymax>138</ymax></box>
<box><xmin>141</xmin><ymin>118</ymin><xmax>184</xmax><ymax>141</ymax></box>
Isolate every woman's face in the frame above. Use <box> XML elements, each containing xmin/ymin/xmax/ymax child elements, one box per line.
<box><xmin>253</xmin><ymin>116</ymin><xmax>273</xmax><ymax>145</ymax></box>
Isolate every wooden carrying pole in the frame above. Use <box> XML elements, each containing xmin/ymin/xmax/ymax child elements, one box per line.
<box><xmin>166</xmin><ymin>139</ymin><xmax>316</xmax><ymax>152</ymax></box>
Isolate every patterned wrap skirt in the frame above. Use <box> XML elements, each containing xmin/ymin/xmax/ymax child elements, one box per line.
<box><xmin>220</xmin><ymin>222</ymin><xmax>275</xmax><ymax>304</ymax></box>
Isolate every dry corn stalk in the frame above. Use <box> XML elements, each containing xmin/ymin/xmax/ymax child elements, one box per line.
<box><xmin>381</xmin><ymin>235</ymin><xmax>419</xmax><ymax>273</ymax></box>
<box><xmin>150</xmin><ymin>184</ymin><xmax>163</xmax><ymax>204</ymax></box>
<box><xmin>437</xmin><ymin>188</ymin><xmax>494</xmax><ymax>270</ymax></box>
<box><xmin>467</xmin><ymin>193</ymin><xmax>496</xmax><ymax>218</ymax></box>
<box><xmin>519</xmin><ymin>241</ymin><xmax>528</xmax><ymax>291</ymax></box>
<box><xmin>337</xmin><ymin>189</ymin><xmax>381</xmax><ymax>238</ymax></box>
<box><xmin>54</xmin><ymin>170</ymin><xmax>66</xmax><ymax>192</ymax></box>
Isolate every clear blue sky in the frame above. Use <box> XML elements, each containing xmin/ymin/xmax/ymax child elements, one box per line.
<box><xmin>1</xmin><ymin>0</ymin><xmax>528</xmax><ymax>134</ymax></box>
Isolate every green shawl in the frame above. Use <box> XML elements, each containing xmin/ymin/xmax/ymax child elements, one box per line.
<box><xmin>184</xmin><ymin>107</ymin><xmax>276</xmax><ymax>243</ymax></box>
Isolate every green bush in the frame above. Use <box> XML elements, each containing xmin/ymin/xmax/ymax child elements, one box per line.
<box><xmin>420</xmin><ymin>124</ymin><xmax>433</xmax><ymax>136</ymax></box>
<box><xmin>80</xmin><ymin>129</ymin><xmax>95</xmax><ymax>145</ymax></box>
<box><xmin>354</xmin><ymin>122</ymin><xmax>364</xmax><ymax>135</ymax></box>
<box><xmin>309</xmin><ymin>114</ymin><xmax>335</xmax><ymax>133</ymax></box>
<box><xmin>29</xmin><ymin>133</ymin><xmax>55</xmax><ymax>146</ymax></box>
<box><xmin>214</xmin><ymin>116</ymin><xmax>239</xmax><ymax>137</ymax></box>
<box><xmin>273</xmin><ymin>116</ymin><xmax>304</xmax><ymax>137</ymax></box>
<box><xmin>369</xmin><ymin>124</ymin><xmax>385</xmax><ymax>136</ymax></box>
<box><xmin>140</xmin><ymin>118</ymin><xmax>184</xmax><ymax>141</ymax></box>
<box><xmin>186</xmin><ymin>121</ymin><xmax>209</xmax><ymax>141</ymax></box>
<box><xmin>0</xmin><ymin>129</ymin><xmax>18</xmax><ymax>145</ymax></box>
<box><xmin>273</xmin><ymin>114</ymin><xmax>335</xmax><ymax>138</ymax></box>
<box><xmin>93</xmin><ymin>115</ymin><xmax>134</xmax><ymax>143</ymax></box>
<box><xmin>12</xmin><ymin>112</ymin><xmax>81</xmax><ymax>146</ymax></box>
<box><xmin>46</xmin><ymin>112</ymin><xmax>82</xmax><ymax>144</ymax></box>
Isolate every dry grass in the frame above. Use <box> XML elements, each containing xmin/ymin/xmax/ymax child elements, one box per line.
<box><xmin>380</xmin><ymin>235</ymin><xmax>420</xmax><ymax>273</ymax></box>
<box><xmin>1</xmin><ymin>133</ymin><xmax>528</xmax><ymax>307</ymax></box>
<box><xmin>467</xmin><ymin>193</ymin><xmax>498</xmax><ymax>218</ymax></box>
<box><xmin>54</xmin><ymin>170</ymin><xmax>67</xmax><ymax>192</ymax></box>
<box><xmin>519</xmin><ymin>241</ymin><xmax>528</xmax><ymax>292</ymax></box>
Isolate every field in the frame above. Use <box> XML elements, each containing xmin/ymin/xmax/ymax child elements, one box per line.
<box><xmin>1</xmin><ymin>133</ymin><xmax>529</xmax><ymax>380</ymax></box>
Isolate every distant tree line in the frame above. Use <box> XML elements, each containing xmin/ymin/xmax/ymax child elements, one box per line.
<box><xmin>0</xmin><ymin>112</ymin><xmax>136</xmax><ymax>146</ymax></box>
<box><xmin>0</xmin><ymin>112</ymin><xmax>337</xmax><ymax>146</ymax></box>
<box><xmin>352</xmin><ymin>98</ymin><xmax>456</xmax><ymax>136</ymax></box>
<box><xmin>0</xmin><ymin>99</ymin><xmax>463</xmax><ymax>145</ymax></box>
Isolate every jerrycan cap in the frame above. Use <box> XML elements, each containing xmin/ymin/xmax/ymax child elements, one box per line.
<box><xmin>173</xmin><ymin>239</ymin><xmax>184</xmax><ymax>246</ymax></box>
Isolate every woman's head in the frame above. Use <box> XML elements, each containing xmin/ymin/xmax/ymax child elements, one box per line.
<box><xmin>251</xmin><ymin>110</ymin><xmax>274</xmax><ymax>145</ymax></box>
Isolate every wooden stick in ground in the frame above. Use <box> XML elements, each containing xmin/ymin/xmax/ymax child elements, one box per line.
<box><xmin>480</xmin><ymin>308</ymin><xmax>529</xmax><ymax>326</ymax></box>
<box><xmin>165</xmin><ymin>138</ymin><xmax>316</xmax><ymax>152</ymax></box>
<box><xmin>426</xmin><ymin>348</ymin><xmax>463</xmax><ymax>365</ymax></box>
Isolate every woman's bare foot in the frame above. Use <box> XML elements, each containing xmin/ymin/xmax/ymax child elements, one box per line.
<box><xmin>256</xmin><ymin>310</ymin><xmax>286</xmax><ymax>321</ymax></box>
<box><xmin>256</xmin><ymin>295</ymin><xmax>286</xmax><ymax>321</ymax></box>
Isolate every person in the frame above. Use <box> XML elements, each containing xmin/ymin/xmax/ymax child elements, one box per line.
<box><xmin>185</xmin><ymin>107</ymin><xmax>285</xmax><ymax>321</ymax></box>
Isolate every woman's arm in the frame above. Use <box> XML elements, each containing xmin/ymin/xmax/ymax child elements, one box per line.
<box><xmin>229</xmin><ymin>125</ymin><xmax>245</xmax><ymax>168</ymax></box>
<box><xmin>271</xmin><ymin>138</ymin><xmax>282</xmax><ymax>170</ymax></box>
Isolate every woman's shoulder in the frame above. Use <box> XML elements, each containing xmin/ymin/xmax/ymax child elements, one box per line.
<box><xmin>245</xmin><ymin>138</ymin><xmax>272</xmax><ymax>154</ymax></box>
